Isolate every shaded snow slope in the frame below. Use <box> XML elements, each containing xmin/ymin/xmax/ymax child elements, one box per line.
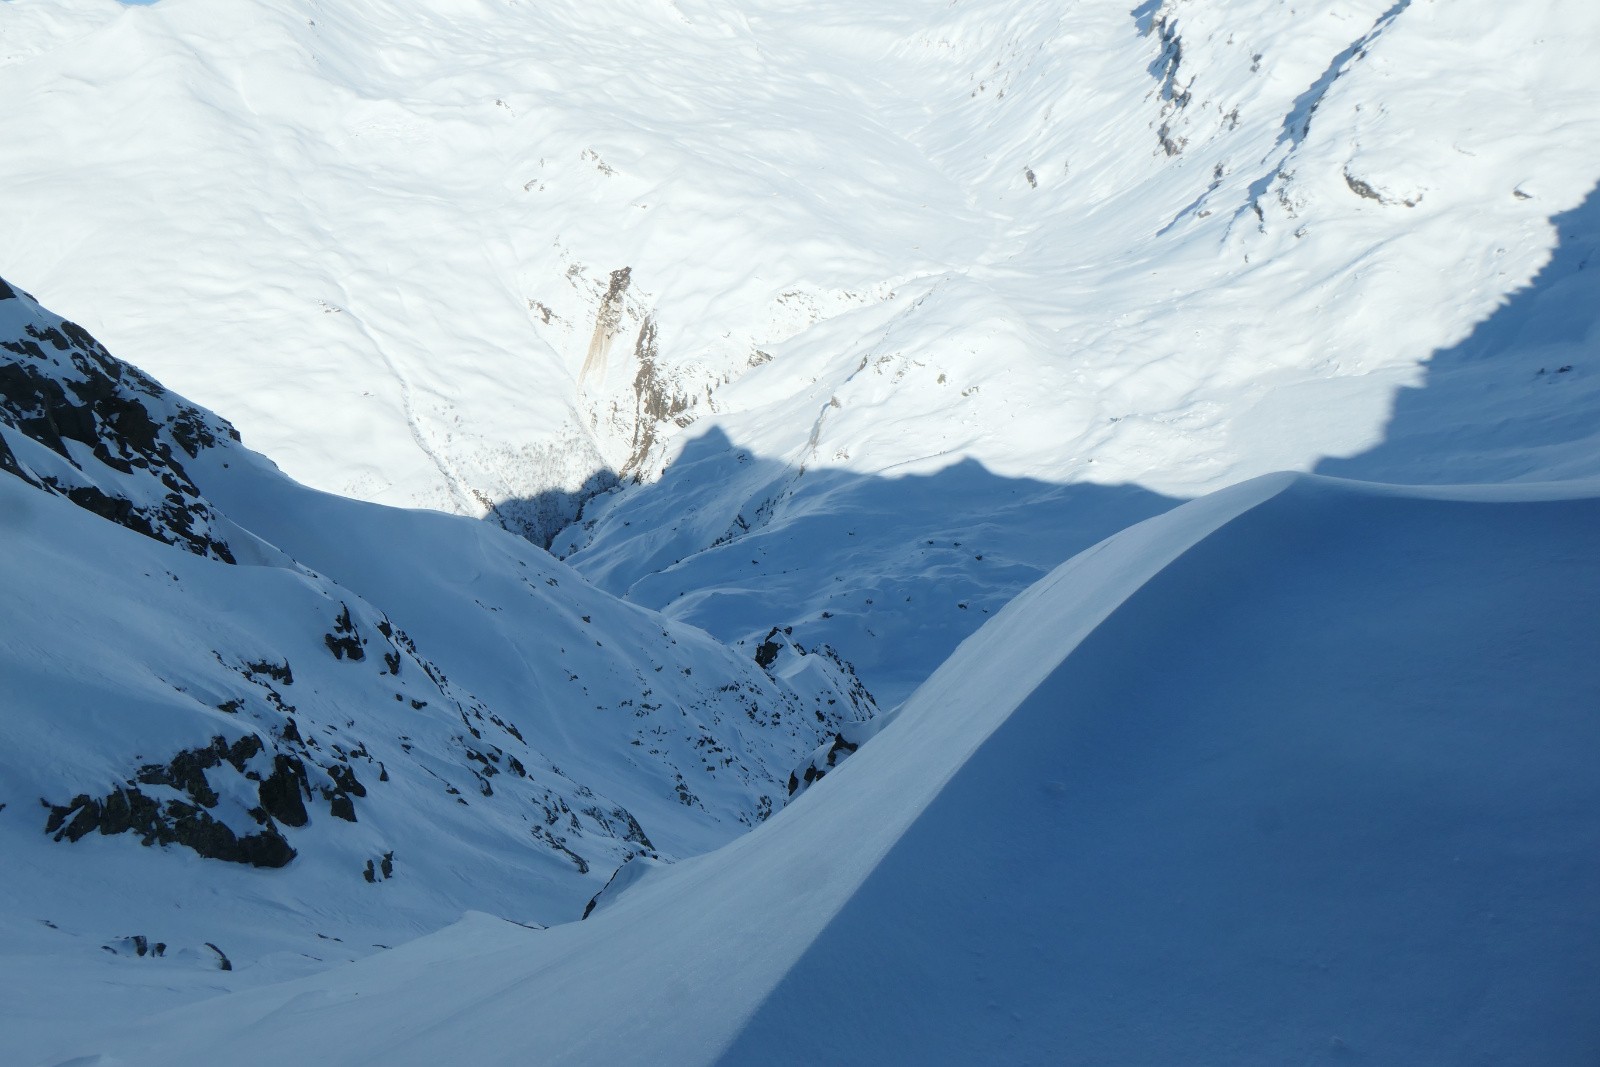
<box><xmin>0</xmin><ymin>281</ymin><xmax>871</xmax><ymax>1063</ymax></box>
<box><xmin>4</xmin><ymin>0</ymin><xmax>1598</xmax><ymax>704</ymax></box>
<box><xmin>5</xmin><ymin>0</ymin><xmax>1600</xmax><ymax>1058</ymax></box>
<box><xmin>53</xmin><ymin>472</ymin><xmax>1600</xmax><ymax>1065</ymax></box>
<box><xmin>1318</xmin><ymin>188</ymin><xmax>1600</xmax><ymax>485</ymax></box>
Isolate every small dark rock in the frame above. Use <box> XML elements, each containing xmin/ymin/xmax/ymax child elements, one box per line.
<box><xmin>328</xmin><ymin>793</ymin><xmax>356</xmax><ymax>822</ymax></box>
<box><xmin>257</xmin><ymin>754</ymin><xmax>310</xmax><ymax>827</ymax></box>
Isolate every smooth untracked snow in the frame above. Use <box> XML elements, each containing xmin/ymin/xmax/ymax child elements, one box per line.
<box><xmin>47</xmin><ymin>474</ymin><xmax>1600</xmax><ymax>1065</ymax></box>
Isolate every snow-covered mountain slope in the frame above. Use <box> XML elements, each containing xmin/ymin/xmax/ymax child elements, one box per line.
<box><xmin>52</xmin><ymin>471</ymin><xmax>1600</xmax><ymax>1065</ymax></box>
<box><xmin>5</xmin><ymin>0</ymin><xmax>1600</xmax><ymax>1060</ymax></box>
<box><xmin>3</xmin><ymin>0</ymin><xmax>1597</xmax><ymax>705</ymax></box>
<box><xmin>0</xmin><ymin>279</ymin><xmax>871</xmax><ymax>1063</ymax></box>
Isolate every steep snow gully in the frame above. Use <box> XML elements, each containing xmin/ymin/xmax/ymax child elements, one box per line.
<box><xmin>1</xmin><ymin>0</ymin><xmax>1599</xmax><ymax>1061</ymax></box>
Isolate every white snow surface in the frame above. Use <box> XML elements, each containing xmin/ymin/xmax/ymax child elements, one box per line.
<box><xmin>0</xmin><ymin>281</ymin><xmax>870</xmax><ymax>1063</ymax></box>
<box><xmin>45</xmin><ymin>472</ymin><xmax>1600</xmax><ymax>1065</ymax></box>
<box><xmin>3</xmin><ymin>0</ymin><xmax>1598</xmax><ymax>703</ymax></box>
<box><xmin>1</xmin><ymin>0</ymin><xmax>1599</xmax><ymax>1060</ymax></box>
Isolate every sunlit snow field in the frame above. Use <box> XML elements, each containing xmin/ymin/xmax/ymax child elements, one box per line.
<box><xmin>1</xmin><ymin>0</ymin><xmax>1598</xmax><ymax>1061</ymax></box>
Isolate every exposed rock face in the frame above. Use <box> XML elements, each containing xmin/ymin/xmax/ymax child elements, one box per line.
<box><xmin>578</xmin><ymin>267</ymin><xmax>634</xmax><ymax>390</ymax></box>
<box><xmin>45</xmin><ymin>782</ymin><xmax>297</xmax><ymax>869</ymax></box>
<box><xmin>37</xmin><ymin>730</ymin><xmax>368</xmax><ymax>868</ymax></box>
<box><xmin>622</xmin><ymin>315</ymin><xmax>698</xmax><ymax>477</ymax></box>
<box><xmin>0</xmin><ymin>281</ymin><xmax>239</xmax><ymax>561</ymax></box>
<box><xmin>745</xmin><ymin>625</ymin><xmax>880</xmax><ymax>800</ymax></box>
<box><xmin>323</xmin><ymin>603</ymin><xmax>367</xmax><ymax>661</ymax></box>
<box><xmin>572</xmin><ymin>266</ymin><xmax>715</xmax><ymax>482</ymax></box>
<box><xmin>258</xmin><ymin>753</ymin><xmax>311</xmax><ymax>827</ymax></box>
<box><xmin>1144</xmin><ymin>1</ymin><xmax>1193</xmax><ymax>157</ymax></box>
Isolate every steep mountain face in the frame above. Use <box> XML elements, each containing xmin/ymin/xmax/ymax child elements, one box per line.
<box><xmin>0</xmin><ymin>278</ymin><xmax>872</xmax><ymax>1053</ymax></box>
<box><xmin>2</xmin><ymin>0</ymin><xmax>1595</xmax><ymax>707</ymax></box>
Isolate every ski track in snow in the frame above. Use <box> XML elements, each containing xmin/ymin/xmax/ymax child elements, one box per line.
<box><xmin>339</xmin><ymin>286</ymin><xmax>473</xmax><ymax>515</ymax></box>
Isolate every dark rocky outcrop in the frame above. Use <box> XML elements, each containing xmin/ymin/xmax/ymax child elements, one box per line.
<box><xmin>363</xmin><ymin>850</ymin><xmax>396</xmax><ymax>883</ymax></box>
<box><xmin>41</xmin><ymin>732</ymin><xmax>309</xmax><ymax>868</ymax></box>
<box><xmin>257</xmin><ymin>754</ymin><xmax>311</xmax><ymax>827</ymax></box>
<box><xmin>0</xmin><ymin>279</ymin><xmax>239</xmax><ymax>560</ymax></box>
<box><xmin>45</xmin><ymin>786</ymin><xmax>295</xmax><ymax>868</ymax></box>
<box><xmin>753</xmin><ymin>626</ymin><xmax>790</xmax><ymax>670</ymax></box>
<box><xmin>786</xmin><ymin>732</ymin><xmax>859</xmax><ymax>796</ymax></box>
<box><xmin>323</xmin><ymin>603</ymin><xmax>366</xmax><ymax>661</ymax></box>
<box><xmin>204</xmin><ymin>943</ymin><xmax>232</xmax><ymax>971</ymax></box>
<box><xmin>103</xmin><ymin>935</ymin><xmax>166</xmax><ymax>958</ymax></box>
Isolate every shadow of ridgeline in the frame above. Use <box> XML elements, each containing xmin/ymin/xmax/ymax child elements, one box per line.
<box><xmin>498</xmin><ymin>426</ymin><xmax>1177</xmax><ymax>709</ymax></box>
<box><xmin>492</xmin><ymin>187</ymin><xmax>1600</xmax><ymax>704</ymax></box>
<box><xmin>1317</xmin><ymin>182</ymin><xmax>1600</xmax><ymax>484</ymax></box>
<box><xmin>490</xmin><ymin>467</ymin><xmax>618</xmax><ymax>549</ymax></box>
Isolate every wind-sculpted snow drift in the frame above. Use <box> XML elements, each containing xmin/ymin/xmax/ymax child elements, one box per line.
<box><xmin>0</xmin><ymin>281</ymin><xmax>872</xmax><ymax>1060</ymax></box>
<box><xmin>48</xmin><ymin>472</ymin><xmax>1600</xmax><ymax>1065</ymax></box>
